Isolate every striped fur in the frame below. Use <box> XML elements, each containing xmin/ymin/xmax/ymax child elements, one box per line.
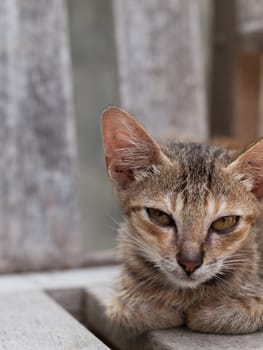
<box><xmin>102</xmin><ymin>107</ymin><xmax>263</xmax><ymax>335</ymax></box>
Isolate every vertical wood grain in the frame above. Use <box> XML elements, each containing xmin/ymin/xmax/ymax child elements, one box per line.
<box><xmin>0</xmin><ymin>0</ymin><xmax>83</xmax><ymax>272</ymax></box>
<box><xmin>236</xmin><ymin>0</ymin><xmax>263</xmax><ymax>50</ymax></box>
<box><xmin>210</xmin><ymin>0</ymin><xmax>262</xmax><ymax>143</ymax></box>
<box><xmin>210</xmin><ymin>0</ymin><xmax>237</xmax><ymax>137</ymax></box>
<box><xmin>113</xmin><ymin>0</ymin><xmax>208</xmax><ymax>141</ymax></box>
<box><xmin>233</xmin><ymin>54</ymin><xmax>261</xmax><ymax>143</ymax></box>
<box><xmin>235</xmin><ymin>0</ymin><xmax>263</xmax><ymax>142</ymax></box>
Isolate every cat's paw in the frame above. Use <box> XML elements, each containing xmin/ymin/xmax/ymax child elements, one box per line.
<box><xmin>105</xmin><ymin>294</ymin><xmax>140</xmax><ymax>332</ymax></box>
<box><xmin>185</xmin><ymin>298</ymin><xmax>262</xmax><ymax>334</ymax></box>
<box><xmin>185</xmin><ymin>299</ymin><xmax>223</xmax><ymax>334</ymax></box>
<box><xmin>106</xmin><ymin>295</ymin><xmax>128</xmax><ymax>323</ymax></box>
<box><xmin>106</xmin><ymin>293</ymin><xmax>184</xmax><ymax>334</ymax></box>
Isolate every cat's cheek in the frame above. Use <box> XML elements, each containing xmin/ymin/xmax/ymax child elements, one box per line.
<box><xmin>205</xmin><ymin>224</ymin><xmax>251</xmax><ymax>261</ymax></box>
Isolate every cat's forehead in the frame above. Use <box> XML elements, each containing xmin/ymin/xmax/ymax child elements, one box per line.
<box><xmin>152</xmin><ymin>143</ymin><xmax>254</xmax><ymax>215</ymax></box>
<box><xmin>161</xmin><ymin>142</ymin><xmax>235</xmax><ymax>196</ymax></box>
<box><xmin>163</xmin><ymin>142</ymin><xmax>234</xmax><ymax>168</ymax></box>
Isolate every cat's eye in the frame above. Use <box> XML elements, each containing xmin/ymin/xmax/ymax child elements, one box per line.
<box><xmin>210</xmin><ymin>215</ymin><xmax>239</xmax><ymax>234</ymax></box>
<box><xmin>146</xmin><ymin>208</ymin><xmax>174</xmax><ymax>227</ymax></box>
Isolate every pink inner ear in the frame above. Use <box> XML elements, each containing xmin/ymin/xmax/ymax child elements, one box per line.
<box><xmin>103</xmin><ymin>128</ymin><xmax>137</xmax><ymax>189</ymax></box>
<box><xmin>101</xmin><ymin>107</ymin><xmax>162</xmax><ymax>189</ymax></box>
<box><xmin>250</xmin><ymin>160</ymin><xmax>263</xmax><ymax>199</ymax></box>
<box><xmin>109</xmin><ymin>163</ymin><xmax>134</xmax><ymax>189</ymax></box>
<box><xmin>229</xmin><ymin>139</ymin><xmax>263</xmax><ymax>200</ymax></box>
<box><xmin>252</xmin><ymin>186</ymin><xmax>263</xmax><ymax>199</ymax></box>
<box><xmin>103</xmin><ymin>128</ymin><xmax>134</xmax><ymax>168</ymax></box>
<box><xmin>102</xmin><ymin>112</ymin><xmax>134</xmax><ymax>162</ymax></box>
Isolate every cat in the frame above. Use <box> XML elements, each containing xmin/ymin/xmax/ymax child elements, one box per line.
<box><xmin>101</xmin><ymin>106</ymin><xmax>263</xmax><ymax>335</ymax></box>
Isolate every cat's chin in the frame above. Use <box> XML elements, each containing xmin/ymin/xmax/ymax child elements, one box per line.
<box><xmin>164</xmin><ymin>271</ymin><xmax>210</xmax><ymax>289</ymax></box>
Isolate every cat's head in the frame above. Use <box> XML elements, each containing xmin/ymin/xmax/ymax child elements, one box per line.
<box><xmin>101</xmin><ymin>107</ymin><xmax>263</xmax><ymax>289</ymax></box>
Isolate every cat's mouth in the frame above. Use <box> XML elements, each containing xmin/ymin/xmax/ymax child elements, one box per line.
<box><xmin>164</xmin><ymin>264</ymin><xmax>222</xmax><ymax>289</ymax></box>
<box><xmin>166</xmin><ymin>272</ymin><xmax>204</xmax><ymax>289</ymax></box>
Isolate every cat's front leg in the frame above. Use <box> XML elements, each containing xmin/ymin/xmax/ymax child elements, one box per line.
<box><xmin>186</xmin><ymin>296</ymin><xmax>263</xmax><ymax>334</ymax></box>
<box><xmin>106</xmin><ymin>293</ymin><xmax>184</xmax><ymax>335</ymax></box>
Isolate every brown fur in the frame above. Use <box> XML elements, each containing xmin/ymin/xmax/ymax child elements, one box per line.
<box><xmin>101</xmin><ymin>106</ymin><xmax>263</xmax><ymax>335</ymax></box>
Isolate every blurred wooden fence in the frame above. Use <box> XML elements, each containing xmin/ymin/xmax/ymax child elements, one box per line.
<box><xmin>0</xmin><ymin>0</ymin><xmax>83</xmax><ymax>273</ymax></box>
<box><xmin>211</xmin><ymin>0</ymin><xmax>263</xmax><ymax>144</ymax></box>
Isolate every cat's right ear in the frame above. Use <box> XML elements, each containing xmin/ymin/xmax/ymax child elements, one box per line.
<box><xmin>226</xmin><ymin>139</ymin><xmax>263</xmax><ymax>199</ymax></box>
<box><xmin>101</xmin><ymin>107</ymin><xmax>170</xmax><ymax>190</ymax></box>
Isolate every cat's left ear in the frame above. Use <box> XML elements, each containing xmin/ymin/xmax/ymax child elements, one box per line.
<box><xmin>227</xmin><ymin>139</ymin><xmax>263</xmax><ymax>199</ymax></box>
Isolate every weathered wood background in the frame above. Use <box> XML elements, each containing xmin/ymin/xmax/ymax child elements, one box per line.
<box><xmin>0</xmin><ymin>0</ymin><xmax>261</xmax><ymax>274</ymax></box>
<box><xmin>113</xmin><ymin>0</ymin><xmax>208</xmax><ymax>142</ymax></box>
<box><xmin>0</xmin><ymin>0</ymin><xmax>83</xmax><ymax>272</ymax></box>
<box><xmin>0</xmin><ymin>0</ymin><xmax>211</xmax><ymax>273</ymax></box>
<box><xmin>211</xmin><ymin>0</ymin><xmax>263</xmax><ymax>143</ymax></box>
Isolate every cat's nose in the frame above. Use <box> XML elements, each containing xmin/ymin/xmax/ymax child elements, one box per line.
<box><xmin>177</xmin><ymin>252</ymin><xmax>203</xmax><ymax>275</ymax></box>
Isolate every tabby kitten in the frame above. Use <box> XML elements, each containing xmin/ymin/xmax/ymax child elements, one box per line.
<box><xmin>101</xmin><ymin>106</ymin><xmax>263</xmax><ymax>335</ymax></box>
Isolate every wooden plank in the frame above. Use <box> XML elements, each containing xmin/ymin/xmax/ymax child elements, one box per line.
<box><xmin>0</xmin><ymin>266</ymin><xmax>120</xmax><ymax>292</ymax></box>
<box><xmin>0</xmin><ymin>291</ymin><xmax>109</xmax><ymax>350</ymax></box>
<box><xmin>0</xmin><ymin>0</ymin><xmax>82</xmax><ymax>272</ymax></box>
<box><xmin>0</xmin><ymin>266</ymin><xmax>119</xmax><ymax>327</ymax></box>
<box><xmin>139</xmin><ymin>329</ymin><xmax>263</xmax><ymax>350</ymax></box>
<box><xmin>113</xmin><ymin>0</ymin><xmax>208</xmax><ymax>141</ymax></box>
<box><xmin>84</xmin><ymin>282</ymin><xmax>263</xmax><ymax>350</ymax></box>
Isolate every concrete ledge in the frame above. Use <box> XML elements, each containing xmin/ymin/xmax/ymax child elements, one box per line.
<box><xmin>0</xmin><ymin>290</ymin><xmax>109</xmax><ymax>350</ymax></box>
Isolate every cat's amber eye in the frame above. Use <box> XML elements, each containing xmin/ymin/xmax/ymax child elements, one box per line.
<box><xmin>210</xmin><ymin>215</ymin><xmax>239</xmax><ymax>233</ymax></box>
<box><xmin>146</xmin><ymin>208</ymin><xmax>174</xmax><ymax>227</ymax></box>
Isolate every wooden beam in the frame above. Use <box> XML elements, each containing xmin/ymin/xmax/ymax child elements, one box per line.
<box><xmin>113</xmin><ymin>0</ymin><xmax>208</xmax><ymax>141</ymax></box>
<box><xmin>0</xmin><ymin>291</ymin><xmax>109</xmax><ymax>350</ymax></box>
<box><xmin>0</xmin><ymin>0</ymin><xmax>82</xmax><ymax>272</ymax></box>
<box><xmin>0</xmin><ymin>266</ymin><xmax>119</xmax><ymax>329</ymax></box>
<box><xmin>0</xmin><ymin>266</ymin><xmax>120</xmax><ymax>292</ymax></box>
